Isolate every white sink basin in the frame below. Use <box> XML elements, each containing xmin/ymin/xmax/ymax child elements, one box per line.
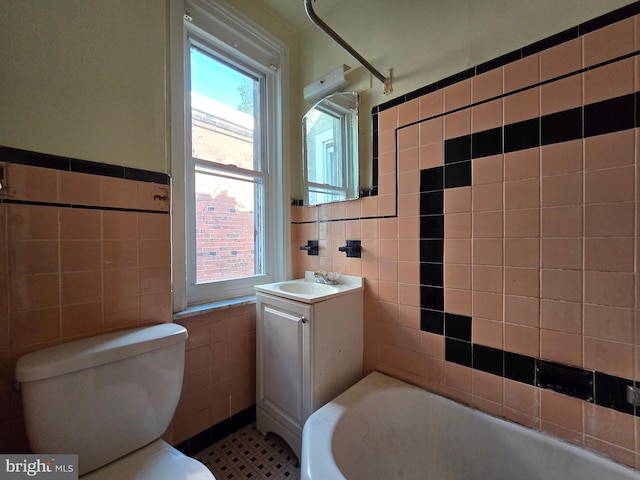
<box><xmin>277</xmin><ymin>282</ymin><xmax>339</xmax><ymax>295</ymax></box>
<box><xmin>255</xmin><ymin>272</ymin><xmax>363</xmax><ymax>304</ymax></box>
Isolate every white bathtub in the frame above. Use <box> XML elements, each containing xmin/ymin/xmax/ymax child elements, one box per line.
<box><xmin>301</xmin><ymin>371</ymin><xmax>640</xmax><ymax>480</ymax></box>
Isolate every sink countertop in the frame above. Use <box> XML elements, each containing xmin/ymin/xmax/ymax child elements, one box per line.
<box><xmin>254</xmin><ymin>271</ymin><xmax>363</xmax><ymax>304</ymax></box>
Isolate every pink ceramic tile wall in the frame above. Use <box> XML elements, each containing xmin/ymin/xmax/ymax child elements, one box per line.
<box><xmin>292</xmin><ymin>13</ymin><xmax>640</xmax><ymax>469</ymax></box>
<box><xmin>0</xmin><ymin>161</ymin><xmax>176</xmax><ymax>452</ymax></box>
<box><xmin>0</xmin><ymin>159</ymin><xmax>256</xmax><ymax>452</ymax></box>
<box><xmin>169</xmin><ymin>305</ymin><xmax>256</xmax><ymax>445</ymax></box>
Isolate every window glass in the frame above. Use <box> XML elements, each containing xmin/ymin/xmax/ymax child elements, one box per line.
<box><xmin>189</xmin><ymin>47</ymin><xmax>265</xmax><ymax>286</ymax></box>
<box><xmin>171</xmin><ymin>0</ymin><xmax>288</xmax><ymax>310</ymax></box>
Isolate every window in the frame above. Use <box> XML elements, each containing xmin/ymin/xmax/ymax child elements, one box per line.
<box><xmin>171</xmin><ymin>0</ymin><xmax>289</xmax><ymax>311</ymax></box>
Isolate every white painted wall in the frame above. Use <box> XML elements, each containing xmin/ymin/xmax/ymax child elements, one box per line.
<box><xmin>0</xmin><ymin>1</ymin><xmax>167</xmax><ymax>172</ymax></box>
<box><xmin>0</xmin><ymin>0</ymin><xmax>634</xmax><ymax>186</ymax></box>
<box><xmin>0</xmin><ymin>0</ymin><xmax>299</xmax><ymax>176</ymax></box>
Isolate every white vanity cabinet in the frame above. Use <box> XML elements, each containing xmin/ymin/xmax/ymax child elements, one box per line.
<box><xmin>255</xmin><ymin>274</ymin><xmax>363</xmax><ymax>460</ymax></box>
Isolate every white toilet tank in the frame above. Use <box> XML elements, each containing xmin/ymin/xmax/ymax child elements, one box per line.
<box><xmin>15</xmin><ymin>323</ymin><xmax>188</xmax><ymax>476</ymax></box>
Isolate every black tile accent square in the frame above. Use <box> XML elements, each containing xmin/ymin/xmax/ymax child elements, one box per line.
<box><xmin>420</xmin><ymin>166</ymin><xmax>444</xmax><ymax>192</ymax></box>
<box><xmin>472</xmin><ymin>127</ymin><xmax>503</xmax><ymax>158</ymax></box>
<box><xmin>504</xmin><ymin>351</ymin><xmax>536</xmax><ymax>385</ymax></box>
<box><xmin>444</xmin><ymin>136</ymin><xmax>472</xmax><ymax>164</ymax></box>
<box><xmin>541</xmin><ymin>107</ymin><xmax>583</xmax><ymax>145</ymax></box>
<box><xmin>420</xmin><ymin>239</ymin><xmax>444</xmax><ymax>263</ymax></box>
<box><xmin>445</xmin><ymin>338</ymin><xmax>472</xmax><ymax>367</ymax></box>
<box><xmin>584</xmin><ymin>93</ymin><xmax>635</xmax><ymax>138</ymax></box>
<box><xmin>504</xmin><ymin>117</ymin><xmax>540</xmax><ymax>153</ymax></box>
<box><xmin>473</xmin><ymin>344</ymin><xmax>504</xmax><ymax>376</ymax></box>
<box><xmin>420</xmin><ymin>308</ymin><xmax>444</xmax><ymax>334</ymax></box>
<box><xmin>444</xmin><ymin>313</ymin><xmax>472</xmax><ymax>341</ymax></box>
<box><xmin>421</xmin><ymin>285</ymin><xmax>444</xmax><ymax>311</ymax></box>
<box><xmin>636</xmin><ymin>92</ymin><xmax>640</xmax><ymax>128</ymax></box>
<box><xmin>595</xmin><ymin>372</ymin><xmax>634</xmax><ymax>415</ymax></box>
<box><xmin>536</xmin><ymin>360</ymin><xmax>594</xmax><ymax>401</ymax></box>
<box><xmin>420</xmin><ymin>190</ymin><xmax>444</xmax><ymax>215</ymax></box>
<box><xmin>420</xmin><ymin>262</ymin><xmax>443</xmax><ymax>287</ymax></box>
<box><xmin>444</xmin><ymin>160</ymin><xmax>472</xmax><ymax>189</ymax></box>
<box><xmin>420</xmin><ymin>214</ymin><xmax>444</xmax><ymax>239</ymax></box>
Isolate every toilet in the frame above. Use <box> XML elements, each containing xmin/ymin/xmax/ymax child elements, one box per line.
<box><xmin>15</xmin><ymin>323</ymin><xmax>215</xmax><ymax>479</ymax></box>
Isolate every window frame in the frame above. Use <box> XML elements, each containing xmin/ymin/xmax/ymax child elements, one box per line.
<box><xmin>170</xmin><ymin>0</ymin><xmax>290</xmax><ymax>312</ymax></box>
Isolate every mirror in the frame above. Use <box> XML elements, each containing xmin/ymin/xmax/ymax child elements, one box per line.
<box><xmin>302</xmin><ymin>91</ymin><xmax>358</xmax><ymax>206</ymax></box>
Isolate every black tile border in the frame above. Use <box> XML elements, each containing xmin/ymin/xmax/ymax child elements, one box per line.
<box><xmin>292</xmin><ymin>1</ymin><xmax>640</xmax><ymax>416</ymax></box>
<box><xmin>298</xmin><ymin>3</ymin><xmax>640</xmax><ymax>224</ymax></box>
<box><xmin>366</xmin><ymin>1</ymin><xmax>640</xmax><ymax>216</ymax></box>
<box><xmin>418</xmin><ymin>89</ymin><xmax>640</xmax><ymax>415</ymax></box>
<box><xmin>0</xmin><ymin>198</ymin><xmax>168</xmax><ymax>215</ymax></box>
<box><xmin>428</xmin><ymin>325</ymin><xmax>639</xmax><ymax>415</ymax></box>
<box><xmin>444</xmin><ymin>313</ymin><xmax>472</xmax><ymax>342</ymax></box>
<box><xmin>595</xmin><ymin>372</ymin><xmax>635</xmax><ymax>415</ymax></box>
<box><xmin>175</xmin><ymin>405</ymin><xmax>257</xmax><ymax>456</ymax></box>
<box><xmin>0</xmin><ymin>145</ymin><xmax>171</xmax><ymax>214</ymax></box>
<box><xmin>445</xmin><ymin>338</ymin><xmax>472</xmax><ymax>367</ymax></box>
<box><xmin>419</xmin><ymin>93</ymin><xmax>640</xmax><ymax>417</ymax></box>
<box><xmin>406</xmin><ymin>2</ymin><xmax>640</xmax><ymax>418</ymax></box>
<box><xmin>537</xmin><ymin>360</ymin><xmax>594</xmax><ymax>402</ymax></box>
<box><xmin>504</xmin><ymin>351</ymin><xmax>536</xmax><ymax>385</ymax></box>
<box><xmin>372</xmin><ymin>1</ymin><xmax>640</xmax><ymax>115</ymax></box>
<box><xmin>473</xmin><ymin>344</ymin><xmax>504</xmax><ymax>377</ymax></box>
<box><xmin>0</xmin><ymin>145</ymin><xmax>171</xmax><ymax>185</ymax></box>
<box><xmin>439</xmin><ymin>93</ymin><xmax>636</xmax><ymax>165</ymax></box>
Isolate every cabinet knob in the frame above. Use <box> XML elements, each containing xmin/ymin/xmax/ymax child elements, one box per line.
<box><xmin>301</xmin><ymin>316</ymin><xmax>307</xmax><ymax>324</ymax></box>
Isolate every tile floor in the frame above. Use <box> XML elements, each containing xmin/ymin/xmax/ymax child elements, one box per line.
<box><xmin>194</xmin><ymin>423</ymin><xmax>301</xmax><ymax>479</ymax></box>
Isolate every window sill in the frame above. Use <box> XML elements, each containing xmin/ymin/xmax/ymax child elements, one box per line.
<box><xmin>172</xmin><ymin>295</ymin><xmax>256</xmax><ymax>321</ymax></box>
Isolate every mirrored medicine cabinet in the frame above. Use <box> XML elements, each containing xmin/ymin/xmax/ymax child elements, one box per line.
<box><xmin>302</xmin><ymin>91</ymin><xmax>359</xmax><ymax>206</ymax></box>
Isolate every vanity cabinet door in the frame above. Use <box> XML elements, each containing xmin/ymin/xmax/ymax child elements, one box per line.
<box><xmin>256</xmin><ymin>294</ymin><xmax>311</xmax><ymax>432</ymax></box>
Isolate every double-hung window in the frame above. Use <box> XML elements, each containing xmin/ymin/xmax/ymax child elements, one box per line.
<box><xmin>171</xmin><ymin>0</ymin><xmax>289</xmax><ymax>311</ymax></box>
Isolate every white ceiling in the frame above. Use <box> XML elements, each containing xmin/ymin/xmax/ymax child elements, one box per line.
<box><xmin>259</xmin><ymin>0</ymin><xmax>343</xmax><ymax>30</ymax></box>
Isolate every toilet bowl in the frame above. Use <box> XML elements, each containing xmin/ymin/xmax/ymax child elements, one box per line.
<box><xmin>81</xmin><ymin>440</ymin><xmax>211</xmax><ymax>480</ymax></box>
<box><xmin>15</xmin><ymin>323</ymin><xmax>215</xmax><ymax>479</ymax></box>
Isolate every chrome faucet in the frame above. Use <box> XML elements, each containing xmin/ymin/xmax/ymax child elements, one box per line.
<box><xmin>313</xmin><ymin>270</ymin><xmax>338</xmax><ymax>285</ymax></box>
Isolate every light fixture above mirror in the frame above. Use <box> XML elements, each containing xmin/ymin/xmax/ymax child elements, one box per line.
<box><xmin>303</xmin><ymin>64</ymin><xmax>349</xmax><ymax>104</ymax></box>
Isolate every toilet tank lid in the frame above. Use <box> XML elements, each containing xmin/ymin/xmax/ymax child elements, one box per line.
<box><xmin>15</xmin><ymin>323</ymin><xmax>188</xmax><ymax>383</ymax></box>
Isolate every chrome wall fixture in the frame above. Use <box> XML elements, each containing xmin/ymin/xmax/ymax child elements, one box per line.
<box><xmin>304</xmin><ymin>0</ymin><xmax>392</xmax><ymax>95</ymax></box>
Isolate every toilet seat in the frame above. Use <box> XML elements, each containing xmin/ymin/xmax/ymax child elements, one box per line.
<box><xmin>81</xmin><ymin>439</ymin><xmax>215</xmax><ymax>480</ymax></box>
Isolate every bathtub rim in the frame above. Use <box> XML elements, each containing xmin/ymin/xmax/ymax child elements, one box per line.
<box><xmin>301</xmin><ymin>371</ymin><xmax>402</xmax><ymax>480</ymax></box>
<box><xmin>301</xmin><ymin>370</ymin><xmax>640</xmax><ymax>480</ymax></box>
